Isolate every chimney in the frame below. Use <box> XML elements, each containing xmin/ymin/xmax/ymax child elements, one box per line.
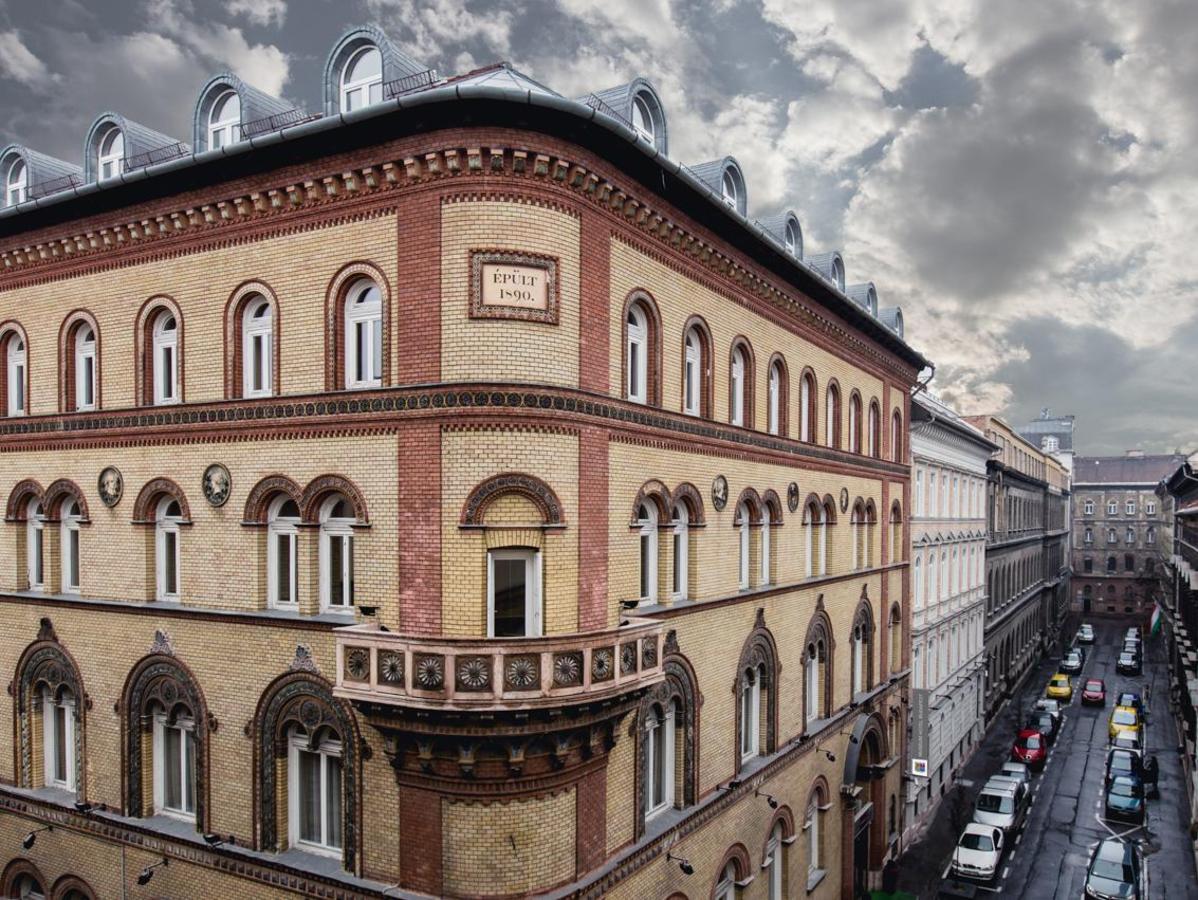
<box><xmin>1126</xmin><ymin>449</ymin><xmax>1144</xmax><ymax>458</ymax></box>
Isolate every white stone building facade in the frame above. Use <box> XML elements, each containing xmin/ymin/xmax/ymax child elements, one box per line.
<box><xmin>905</xmin><ymin>393</ymin><xmax>996</xmax><ymax>836</ymax></box>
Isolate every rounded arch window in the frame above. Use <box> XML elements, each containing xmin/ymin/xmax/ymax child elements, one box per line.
<box><xmin>626</xmin><ymin>302</ymin><xmax>648</xmax><ymax>403</ymax></box>
<box><xmin>683</xmin><ymin>326</ymin><xmax>703</xmax><ymax>416</ymax></box>
<box><xmin>721</xmin><ymin>169</ymin><xmax>738</xmax><ymax>207</ymax></box>
<box><xmin>97</xmin><ymin>126</ymin><xmax>124</xmax><ymax>180</ymax></box>
<box><xmin>156</xmin><ymin>496</ymin><xmax>183</xmax><ymax>601</ymax></box>
<box><xmin>320</xmin><ymin>493</ymin><xmax>356</xmax><ymax>611</ymax></box>
<box><xmin>7</xmin><ymin>331</ymin><xmax>26</xmax><ymax>415</ymax></box>
<box><xmin>5</xmin><ymin>156</ymin><xmax>26</xmax><ymax>206</ymax></box>
<box><xmin>341</xmin><ymin>45</ymin><xmax>383</xmax><ymax>111</ymax></box>
<box><xmin>152</xmin><ymin>311</ymin><xmax>179</xmax><ymax>405</ymax></box>
<box><xmin>26</xmin><ymin>497</ymin><xmax>44</xmax><ymax>590</ymax></box>
<box><xmin>767</xmin><ymin>360</ymin><xmax>783</xmax><ymax>435</ymax></box>
<box><xmin>831</xmin><ymin>256</ymin><xmax>845</xmax><ymax>290</ymax></box>
<box><xmin>62</xmin><ymin>498</ymin><xmax>83</xmax><ymax>594</ymax></box>
<box><xmin>345</xmin><ymin>279</ymin><xmax>382</xmax><ymax>389</ymax></box>
<box><xmin>208</xmin><ymin>89</ymin><xmax>241</xmax><ymax>149</ymax></box>
<box><xmin>242</xmin><ymin>294</ymin><xmax>273</xmax><ymax>398</ymax></box>
<box><xmin>288</xmin><ymin>722</ymin><xmax>344</xmax><ymax>854</ymax></box>
<box><xmin>730</xmin><ymin>346</ymin><xmax>746</xmax><ymax>427</ymax></box>
<box><xmin>74</xmin><ymin>323</ymin><xmax>97</xmax><ymax>411</ymax></box>
<box><xmin>631</xmin><ymin>93</ymin><xmax>655</xmax><ymax>141</ymax></box>
<box><xmin>268</xmin><ymin>495</ymin><xmax>300</xmax><ymax>608</ymax></box>
<box><xmin>785</xmin><ymin>219</ymin><xmax>801</xmax><ymax>257</ymax></box>
<box><xmin>11</xmin><ymin>872</ymin><xmax>45</xmax><ymax>898</ymax></box>
<box><xmin>637</xmin><ymin>501</ymin><xmax>658</xmax><ymax>603</ymax></box>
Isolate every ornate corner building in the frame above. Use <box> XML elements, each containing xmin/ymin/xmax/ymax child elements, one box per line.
<box><xmin>0</xmin><ymin>24</ymin><xmax>926</xmax><ymax>900</ymax></box>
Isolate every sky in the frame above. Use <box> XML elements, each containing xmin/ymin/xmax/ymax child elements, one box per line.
<box><xmin>0</xmin><ymin>0</ymin><xmax>1193</xmax><ymax>456</ymax></box>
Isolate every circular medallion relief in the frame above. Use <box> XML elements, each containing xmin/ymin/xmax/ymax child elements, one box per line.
<box><xmin>787</xmin><ymin>482</ymin><xmax>800</xmax><ymax>512</ymax></box>
<box><xmin>839</xmin><ymin>487</ymin><xmax>850</xmax><ymax>513</ymax></box>
<box><xmin>97</xmin><ymin>467</ymin><xmax>123</xmax><ymax>508</ymax></box>
<box><xmin>711</xmin><ymin>475</ymin><xmax>729</xmax><ymax>511</ymax></box>
<box><xmin>202</xmin><ymin>463</ymin><xmax>232</xmax><ymax>508</ymax></box>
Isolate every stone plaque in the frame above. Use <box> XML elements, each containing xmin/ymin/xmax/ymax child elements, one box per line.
<box><xmin>711</xmin><ymin>475</ymin><xmax>728</xmax><ymax>511</ymax></box>
<box><xmin>787</xmin><ymin>482</ymin><xmax>800</xmax><ymax>512</ymax></box>
<box><xmin>202</xmin><ymin>463</ymin><xmax>232</xmax><ymax>508</ymax></box>
<box><xmin>97</xmin><ymin>466</ymin><xmax>123</xmax><ymax>508</ymax></box>
<box><xmin>470</xmin><ymin>250</ymin><xmax>559</xmax><ymax>324</ymax></box>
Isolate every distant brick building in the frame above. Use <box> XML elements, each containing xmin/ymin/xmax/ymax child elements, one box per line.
<box><xmin>1072</xmin><ymin>451</ymin><xmax>1184</xmax><ymax>617</ymax></box>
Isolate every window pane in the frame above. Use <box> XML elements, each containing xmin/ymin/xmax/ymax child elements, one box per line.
<box><xmin>164</xmin><ymin>726</ymin><xmax>182</xmax><ymax>810</ymax></box>
<box><xmin>277</xmin><ymin>533</ymin><xmax>293</xmax><ymax>604</ymax></box>
<box><xmin>184</xmin><ymin>730</ymin><xmax>196</xmax><ymax>813</ymax></box>
<box><xmin>299</xmin><ymin>748</ymin><xmax>321</xmax><ymax>843</ymax></box>
<box><xmin>33</xmin><ymin>528</ymin><xmax>43</xmax><ymax>585</ymax></box>
<box><xmin>165</xmin><ymin>531</ymin><xmax>178</xmax><ymax>595</ymax></box>
<box><xmin>54</xmin><ymin>704</ymin><xmax>67</xmax><ymax>782</ymax></box>
<box><xmin>368</xmin><ymin>81</ymin><xmax>383</xmax><ymax>105</ymax></box>
<box><xmin>69</xmin><ymin>529</ymin><xmax>80</xmax><ymax>589</ymax></box>
<box><xmin>252</xmin><ymin>335</ymin><xmax>264</xmax><ymax>392</ymax></box>
<box><xmin>673</xmin><ymin>531</ymin><xmax>682</xmax><ymax>594</ymax></box>
<box><xmin>629</xmin><ymin>342</ymin><xmax>639</xmax><ymax>397</ymax></box>
<box><xmin>346</xmin><ymin>536</ymin><xmax>355</xmax><ymax>605</ymax></box>
<box><xmin>329</xmin><ymin>536</ymin><xmax>344</xmax><ymax>606</ymax></box>
<box><xmin>326</xmin><ymin>754</ymin><xmax>343</xmax><ymax>848</ymax></box>
<box><xmin>371</xmin><ymin>320</ymin><xmax>382</xmax><ymax>380</ymax></box>
<box><xmin>355</xmin><ymin>322</ymin><xmax>367</xmax><ymax>382</ymax></box>
<box><xmin>83</xmin><ymin>356</ymin><xmax>94</xmax><ymax>406</ymax></box>
<box><xmin>492</xmin><ymin>557</ymin><xmax>527</xmax><ymax>637</ymax></box>
<box><xmin>345</xmin><ymin>87</ymin><xmax>361</xmax><ymax>111</ymax></box>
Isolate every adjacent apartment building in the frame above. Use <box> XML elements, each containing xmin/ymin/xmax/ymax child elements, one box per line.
<box><xmin>1072</xmin><ymin>452</ymin><xmax>1184</xmax><ymax>616</ymax></box>
<box><xmin>905</xmin><ymin>394</ymin><xmax>995</xmax><ymax>835</ymax></box>
<box><xmin>963</xmin><ymin>417</ymin><xmax>1071</xmax><ymax>720</ymax></box>
<box><xmin>0</xmin><ymin>24</ymin><xmax>927</xmax><ymax>900</ymax></box>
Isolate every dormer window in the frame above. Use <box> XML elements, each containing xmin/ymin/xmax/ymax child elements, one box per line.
<box><xmin>208</xmin><ymin>89</ymin><xmax>241</xmax><ymax>149</ymax></box>
<box><xmin>785</xmin><ymin>219</ymin><xmax>800</xmax><ymax>256</ymax></box>
<box><xmin>97</xmin><ymin>127</ymin><xmax>124</xmax><ymax>180</ymax></box>
<box><xmin>341</xmin><ymin>45</ymin><xmax>383</xmax><ymax>112</ymax></box>
<box><xmin>5</xmin><ymin>158</ymin><xmax>26</xmax><ymax>206</ymax></box>
<box><xmin>831</xmin><ymin>257</ymin><xmax>845</xmax><ymax>291</ymax></box>
<box><xmin>721</xmin><ymin>170</ymin><xmax>738</xmax><ymax>208</ymax></box>
<box><xmin>631</xmin><ymin>94</ymin><xmax>655</xmax><ymax>142</ymax></box>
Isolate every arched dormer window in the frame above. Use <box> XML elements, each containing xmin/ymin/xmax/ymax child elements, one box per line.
<box><xmin>799</xmin><ymin>370</ymin><xmax>817</xmax><ymax>442</ymax></box>
<box><xmin>721</xmin><ymin>170</ymin><xmax>739</xmax><ymax>208</ymax></box>
<box><xmin>242</xmin><ymin>294</ymin><xmax>273</xmax><ymax>398</ymax></box>
<box><xmin>631</xmin><ymin>93</ymin><xmax>656</xmax><ymax>143</ymax></box>
<box><xmin>831</xmin><ymin>256</ymin><xmax>845</xmax><ymax>290</ymax></box>
<box><xmin>344</xmin><ymin>279</ymin><xmax>382</xmax><ymax>389</ymax></box>
<box><xmin>341</xmin><ymin>45</ymin><xmax>383</xmax><ymax>112</ymax></box>
<box><xmin>786</xmin><ymin>218</ymin><xmax>802</xmax><ymax>257</ymax></box>
<box><xmin>96</xmin><ymin>126</ymin><xmax>124</xmax><ymax>180</ymax></box>
<box><xmin>5</xmin><ymin>157</ymin><xmax>26</xmax><ymax>206</ymax></box>
<box><xmin>152</xmin><ymin>311</ymin><xmax>179</xmax><ymax>405</ymax></box>
<box><xmin>208</xmin><ymin>90</ymin><xmax>241</xmax><ymax>149</ymax></box>
<box><xmin>824</xmin><ymin>382</ymin><xmax>841</xmax><ymax>449</ymax></box>
<box><xmin>691</xmin><ymin>157</ymin><xmax>747</xmax><ymax>216</ymax></box>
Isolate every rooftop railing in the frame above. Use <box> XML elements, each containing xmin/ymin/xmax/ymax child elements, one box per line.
<box><xmin>124</xmin><ymin>142</ymin><xmax>190</xmax><ymax>171</ymax></box>
<box><xmin>239</xmin><ymin>108</ymin><xmax>320</xmax><ymax>139</ymax></box>
<box><xmin>384</xmin><ymin>69</ymin><xmax>439</xmax><ymax>99</ymax></box>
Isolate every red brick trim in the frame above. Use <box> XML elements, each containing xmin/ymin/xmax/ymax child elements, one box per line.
<box><xmin>399</xmin><ymin>784</ymin><xmax>443</xmax><ymax>896</ymax></box>
<box><xmin>134</xmin><ymin>295</ymin><xmax>184</xmax><ymax>407</ymax></box>
<box><xmin>131</xmin><ymin>477</ymin><xmax>191</xmax><ymax>524</ymax></box>
<box><xmin>50</xmin><ymin>874</ymin><xmax>97</xmax><ymax>900</ymax></box>
<box><xmin>631</xmin><ymin>478</ymin><xmax>672</xmax><ymax>523</ymax></box>
<box><xmin>396</xmin><ymin>191</ymin><xmax>441</xmax><ymax>384</ymax></box>
<box><xmin>460</xmin><ymin>471</ymin><xmax>564</xmax><ymax>527</ymax></box>
<box><xmin>710</xmin><ymin>842</ymin><xmax>752</xmax><ymax>897</ymax></box>
<box><xmin>671</xmin><ymin>482</ymin><xmax>705</xmax><ymax>525</ymax></box>
<box><xmin>397</xmin><ymin>422</ymin><xmax>440</xmax><ymax>634</ymax></box>
<box><xmin>761</xmin><ymin>489</ymin><xmax>783</xmax><ymax>526</ymax></box>
<box><xmin>575</xmin><ymin>765</ymin><xmax>607</xmax><ymax>876</ymax></box>
<box><xmin>57</xmin><ymin>309</ymin><xmax>101</xmax><ymax>413</ymax></box>
<box><xmin>223</xmin><ymin>280</ymin><xmax>282</xmax><ymax>400</ymax></box>
<box><xmin>242</xmin><ymin>475</ymin><xmax>303</xmax><ymax>524</ymax></box>
<box><xmin>298</xmin><ymin>473</ymin><xmax>369</xmax><ymax>524</ymax></box>
<box><xmin>759</xmin><ymin>804</ymin><xmax>797</xmax><ymax>859</ymax></box>
<box><xmin>42</xmin><ymin>478</ymin><xmax>89</xmax><ymax>521</ymax></box>
<box><xmin>577</xmin><ymin>426</ymin><xmax>608</xmax><ymax>631</ymax></box>
<box><xmin>732</xmin><ymin>487</ymin><xmax>763</xmax><ymax>524</ymax></box>
<box><xmin>0</xmin><ymin>859</ymin><xmax>47</xmax><ymax>897</ymax></box>
<box><xmin>323</xmin><ymin>261</ymin><xmax>392</xmax><ymax>392</ymax></box>
<box><xmin>5</xmin><ymin>478</ymin><xmax>43</xmax><ymax>521</ymax></box>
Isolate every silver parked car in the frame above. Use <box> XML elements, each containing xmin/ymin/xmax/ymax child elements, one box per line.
<box><xmin>973</xmin><ymin>778</ymin><xmax>1028</xmax><ymax>835</ymax></box>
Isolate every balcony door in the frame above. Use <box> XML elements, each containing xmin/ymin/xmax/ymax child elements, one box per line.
<box><xmin>487</xmin><ymin>549</ymin><xmax>542</xmax><ymax>638</ymax></box>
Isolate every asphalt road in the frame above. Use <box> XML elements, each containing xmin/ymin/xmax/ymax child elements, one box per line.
<box><xmin>900</xmin><ymin>617</ymin><xmax>1198</xmax><ymax>899</ymax></box>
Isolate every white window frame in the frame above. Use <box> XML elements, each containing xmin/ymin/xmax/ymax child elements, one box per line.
<box><xmin>631</xmin><ymin>93</ymin><xmax>655</xmax><ymax>142</ymax></box>
<box><xmin>242</xmin><ymin>296</ymin><xmax>273</xmax><ymax>398</ymax></box>
<box><xmin>7</xmin><ymin>334</ymin><xmax>26</xmax><ymax>415</ymax></box>
<box><xmin>740</xmin><ymin>665</ymin><xmax>762</xmax><ymax>760</ymax></box>
<box><xmin>683</xmin><ymin>329</ymin><xmax>701</xmax><ymax>416</ymax></box>
<box><xmin>805</xmin><ymin>649</ymin><xmax>819</xmax><ymax>724</ymax></box>
<box><xmin>738</xmin><ymin>502</ymin><xmax>751</xmax><ymax>590</ymax></box>
<box><xmin>6</xmin><ymin>158</ymin><xmax>26</xmax><ymax>206</ymax></box>
<box><xmin>671</xmin><ymin>504</ymin><xmax>688</xmax><ymax>601</ymax></box>
<box><xmin>785</xmin><ymin>220</ymin><xmax>800</xmax><ymax>256</ymax></box>
<box><xmin>207</xmin><ymin>89</ymin><xmax>241</xmax><ymax>150</ymax></box>
<box><xmin>97</xmin><ymin>127</ymin><xmax>124</xmax><ymax>181</ymax></box>
<box><xmin>1146</xmin><ymin>501</ymin><xmax>1156</xmax><ymax>515</ymax></box>
<box><xmin>626</xmin><ymin>304</ymin><xmax>647</xmax><ymax>403</ymax></box>
<box><xmin>75</xmin><ymin>326</ymin><xmax>96</xmax><ymax>411</ymax></box>
<box><xmin>486</xmin><ymin>547</ymin><xmax>542</xmax><ymax>638</ymax></box>
<box><xmin>721</xmin><ymin>170</ymin><xmax>738</xmax><ymax>208</ymax></box>
<box><xmin>1084</xmin><ymin>499</ymin><xmax>1094</xmax><ymax>515</ymax></box>
<box><xmin>42</xmin><ymin>688</ymin><xmax>76</xmax><ymax>792</ymax></box>
<box><xmin>760</xmin><ymin>515</ymin><xmax>771</xmax><ymax>586</ymax></box>
<box><xmin>319</xmin><ymin>496</ymin><xmax>356</xmax><ymax>613</ymax></box>
<box><xmin>152</xmin><ymin>312</ymin><xmax>178</xmax><ymax>406</ymax></box>
<box><xmin>767</xmin><ymin>362</ymin><xmax>780</xmax><ymax>435</ymax></box>
<box><xmin>344</xmin><ymin>280</ymin><xmax>382</xmax><ymax>389</ymax></box>
<box><xmin>913</xmin><ymin>556</ymin><xmax>922</xmax><ymax>610</ymax></box>
<box><xmin>852</xmin><ymin>626</ymin><xmax>864</xmax><ymax>696</ymax></box>
<box><xmin>825</xmin><ymin>388</ymin><xmax>837</xmax><ymax>447</ymax></box>
<box><xmin>267</xmin><ymin>496</ymin><xmax>300</xmax><ymax>608</ymax></box>
<box><xmin>765</xmin><ymin>821</ymin><xmax>784</xmax><ymax>900</ymax></box>
<box><xmin>730</xmin><ymin>347</ymin><xmax>745</xmax><ymax>426</ymax></box>
<box><xmin>849</xmin><ymin>396</ymin><xmax>859</xmax><ymax>453</ymax></box>
<box><xmin>340</xmin><ymin>45</ymin><xmax>383</xmax><ymax>112</ymax></box>
<box><xmin>26</xmin><ymin>498</ymin><xmax>44</xmax><ymax>590</ymax></box>
<box><xmin>155</xmin><ymin>497</ymin><xmax>182</xmax><ymax>602</ymax></box>
<box><xmin>1126</xmin><ymin>500</ymin><xmax>1136</xmax><ymax>515</ymax></box>
<box><xmin>806</xmin><ymin>797</ymin><xmax>822</xmax><ymax>877</ymax></box>
<box><xmin>287</xmin><ymin>728</ymin><xmax>343</xmax><ymax>855</ymax></box>
<box><xmin>1108</xmin><ymin>500</ymin><xmax>1118</xmax><ymax>516</ymax></box>
<box><xmin>61</xmin><ymin>501</ymin><xmax>81</xmax><ymax>595</ymax></box>
<box><xmin>637</xmin><ymin>502</ymin><xmax>659</xmax><ymax>605</ymax></box>
<box><xmin>152</xmin><ymin>711</ymin><xmax>195</xmax><ymax>820</ymax></box>
<box><xmin>716</xmin><ymin>860</ymin><xmax>738</xmax><ymax>900</ymax></box>
<box><xmin>868</xmin><ymin>404</ymin><xmax>879</xmax><ymax>456</ymax></box>
<box><xmin>800</xmin><ymin>375</ymin><xmax>812</xmax><ymax>441</ymax></box>
<box><xmin>644</xmin><ymin>702</ymin><xmax>675</xmax><ymax>818</ymax></box>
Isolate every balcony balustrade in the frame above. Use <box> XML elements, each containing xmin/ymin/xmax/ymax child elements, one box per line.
<box><xmin>334</xmin><ymin>616</ymin><xmax>665</xmax><ymax>712</ymax></box>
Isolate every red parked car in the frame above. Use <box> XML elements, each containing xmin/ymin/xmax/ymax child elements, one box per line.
<box><xmin>1012</xmin><ymin>729</ymin><xmax>1048</xmax><ymax>770</ymax></box>
<box><xmin>1082</xmin><ymin>678</ymin><xmax>1107</xmax><ymax>706</ymax></box>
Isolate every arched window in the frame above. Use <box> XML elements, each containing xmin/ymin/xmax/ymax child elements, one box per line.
<box><xmin>152</xmin><ymin>311</ymin><xmax>179</xmax><ymax>405</ymax></box>
<box><xmin>156</xmin><ymin>497</ymin><xmax>183</xmax><ymax>601</ymax></box>
<box><xmin>319</xmin><ymin>494</ymin><xmax>356</xmax><ymax>612</ymax></box>
<box><xmin>61</xmin><ymin>500</ymin><xmax>83</xmax><ymax>594</ymax></box>
<box><xmin>739</xmin><ymin>663</ymin><xmax>763</xmax><ymax>760</ymax></box>
<box><xmin>150</xmin><ymin>698</ymin><xmax>197</xmax><ymax>819</ymax></box>
<box><xmin>913</xmin><ymin>555</ymin><xmax>923</xmax><ymax>609</ymax></box>
<box><xmin>42</xmin><ymin>684</ymin><xmax>77</xmax><ymax>792</ymax></box>
<box><xmin>1147</xmin><ymin>527</ymin><xmax>1156</xmax><ymax>545</ymax></box>
<box><xmin>5</xmin><ymin>157</ymin><xmax>26</xmax><ymax>206</ymax></box>
<box><xmin>7</xmin><ymin>333</ymin><xmax>26</xmax><ymax>415</ymax></box>
<box><xmin>341</xmin><ymin>45</ymin><xmax>383</xmax><ymax>111</ymax></box>
<box><xmin>848</xmin><ymin>393</ymin><xmax>862</xmax><ymax>453</ymax></box>
<box><xmin>715</xmin><ymin>859</ymin><xmax>738</xmax><ymax>900</ymax></box>
<box><xmin>824</xmin><ymin>383</ymin><xmax>840</xmax><ymax>448</ymax></box>
<box><xmin>208</xmin><ymin>89</ymin><xmax>241</xmax><ymax>149</ymax></box>
<box><xmin>344</xmin><ymin>279</ymin><xmax>382</xmax><ymax>389</ymax></box>
<box><xmin>851</xmin><ymin>502</ymin><xmax>864</xmax><ymax>570</ymax></box>
<box><xmin>268</xmin><ymin>496</ymin><xmax>300</xmax><ymax>608</ymax></box>
<box><xmin>851</xmin><ymin>602</ymin><xmax>874</xmax><ymax>696</ymax></box>
<box><xmin>889</xmin><ymin>605</ymin><xmax>901</xmax><ymax>674</ymax></box>
<box><xmin>766</xmin><ymin>359</ymin><xmax>785</xmax><ymax>435</ymax></box>
<box><xmin>730</xmin><ymin>345</ymin><xmax>747</xmax><ymax>427</ymax></box>
<box><xmin>799</xmin><ymin>371</ymin><xmax>817</xmax><ymax>442</ymax></box>
<box><xmin>892</xmin><ymin>410</ymin><xmax>904</xmax><ymax>462</ymax></box>
<box><xmin>26</xmin><ymin>499</ymin><xmax>44</xmax><ymax>590</ymax></box>
<box><xmin>806</xmin><ymin>787</ymin><xmax>826</xmax><ymax>880</ymax></box>
<box><xmin>737</xmin><ymin>501</ymin><xmax>751</xmax><ymax>590</ymax></box>
<box><xmin>626</xmin><ymin>302</ymin><xmax>648</xmax><ymax>403</ymax></box>
<box><xmin>785</xmin><ymin>219</ymin><xmax>801</xmax><ymax>256</ymax></box>
<box><xmin>96</xmin><ymin>126</ymin><xmax>124</xmax><ymax>180</ymax></box>
<box><xmin>631</xmin><ymin>93</ymin><xmax>655</xmax><ymax>142</ymax></box>
<box><xmin>242</xmin><ymin>295</ymin><xmax>273</xmax><ymax>398</ymax></box>
<box><xmin>721</xmin><ymin>169</ymin><xmax>739</xmax><ymax>208</ymax></box>
<box><xmin>803</xmin><ymin>613</ymin><xmax>831</xmax><ymax>726</ymax></box>
<box><xmin>637</xmin><ymin>501</ymin><xmax>658</xmax><ymax>604</ymax></box>
<box><xmin>1084</xmin><ymin>527</ymin><xmax>1093</xmax><ymax>544</ymax></box>
<box><xmin>671</xmin><ymin>502</ymin><xmax>688</xmax><ymax>601</ymax></box>
<box><xmin>682</xmin><ymin>322</ymin><xmax>711</xmax><ymax>417</ymax></box>
<box><xmin>804</xmin><ymin>500</ymin><xmax>827</xmax><ymax>577</ymax></box>
<box><xmin>889</xmin><ymin>502</ymin><xmax>902</xmax><ymax>562</ymax></box>
<box><xmin>8</xmin><ymin>870</ymin><xmax>45</xmax><ymax>898</ymax></box>
<box><xmin>644</xmin><ymin>700</ymin><xmax>676</xmax><ymax>818</ymax></box>
<box><xmin>73</xmin><ymin>324</ymin><xmax>97</xmax><ymax>411</ymax></box>
<box><xmin>868</xmin><ymin>400</ymin><xmax>881</xmax><ymax>457</ymax></box>
<box><xmin>764</xmin><ymin>820</ymin><xmax>786</xmax><ymax>899</ymax></box>
<box><xmin>288</xmin><ymin>723</ymin><xmax>343</xmax><ymax>855</ymax></box>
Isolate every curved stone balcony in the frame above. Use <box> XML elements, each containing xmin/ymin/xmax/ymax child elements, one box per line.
<box><xmin>333</xmin><ymin>618</ymin><xmax>665</xmax><ymax>712</ymax></box>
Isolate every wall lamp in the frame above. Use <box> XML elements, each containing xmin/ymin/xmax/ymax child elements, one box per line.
<box><xmin>202</xmin><ymin>833</ymin><xmax>235</xmax><ymax>848</ymax></box>
<box><xmin>815</xmin><ymin>745</ymin><xmax>836</xmax><ymax>762</ymax></box>
<box><xmin>621</xmin><ymin>599</ymin><xmax>642</xmax><ymax>610</ymax></box>
<box><xmin>666</xmin><ymin>851</ymin><xmax>695</xmax><ymax>876</ymax></box>
<box><xmin>755</xmin><ymin>788</ymin><xmax>779</xmax><ymax>809</ymax></box>
<box><xmin>73</xmin><ymin>801</ymin><xmax>104</xmax><ymax>814</ymax></box>
<box><xmin>21</xmin><ymin>825</ymin><xmax>51</xmax><ymax>849</ymax></box>
<box><xmin>137</xmin><ymin>857</ymin><xmax>168</xmax><ymax>886</ymax></box>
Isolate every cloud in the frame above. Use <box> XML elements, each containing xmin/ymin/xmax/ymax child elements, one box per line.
<box><xmin>363</xmin><ymin>0</ymin><xmax>514</xmax><ymax>65</ymax></box>
<box><xmin>225</xmin><ymin>0</ymin><xmax>287</xmax><ymax>28</ymax></box>
<box><xmin>0</xmin><ymin>30</ymin><xmax>56</xmax><ymax>87</ymax></box>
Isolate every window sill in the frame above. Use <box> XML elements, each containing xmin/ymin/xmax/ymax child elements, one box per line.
<box><xmin>807</xmin><ymin>868</ymin><xmax>827</xmax><ymax>892</ymax></box>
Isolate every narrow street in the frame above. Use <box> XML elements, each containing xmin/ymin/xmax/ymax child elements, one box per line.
<box><xmin>897</xmin><ymin>618</ymin><xmax>1198</xmax><ymax>899</ymax></box>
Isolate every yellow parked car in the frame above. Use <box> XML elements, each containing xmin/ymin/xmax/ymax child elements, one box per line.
<box><xmin>1045</xmin><ymin>674</ymin><xmax>1073</xmax><ymax>701</ymax></box>
<box><xmin>1108</xmin><ymin>706</ymin><xmax>1141</xmax><ymax>741</ymax></box>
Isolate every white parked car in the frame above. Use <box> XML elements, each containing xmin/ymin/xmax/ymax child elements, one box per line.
<box><xmin>1078</xmin><ymin>624</ymin><xmax>1095</xmax><ymax>644</ymax></box>
<box><xmin>952</xmin><ymin>823</ymin><xmax>1004</xmax><ymax>882</ymax></box>
<box><xmin>1034</xmin><ymin>698</ymin><xmax>1063</xmax><ymax>724</ymax></box>
<box><xmin>999</xmin><ymin>760</ymin><xmax>1033</xmax><ymax>787</ymax></box>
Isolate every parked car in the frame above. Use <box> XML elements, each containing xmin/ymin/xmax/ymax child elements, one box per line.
<box><xmin>1125</xmin><ymin>626</ymin><xmax>1141</xmax><ymax>641</ymax></box>
<box><xmin>999</xmin><ymin>760</ymin><xmax>1033</xmax><ymax>787</ymax></box>
<box><xmin>1046</xmin><ymin>674</ymin><xmax>1073</xmax><ymax>701</ymax></box>
<box><xmin>1117</xmin><ymin>692</ymin><xmax>1147</xmax><ymax>721</ymax></box>
<box><xmin>1082</xmin><ymin>678</ymin><xmax>1107</xmax><ymax>706</ymax></box>
<box><xmin>973</xmin><ymin>778</ymin><xmax>1029</xmax><ymax>835</ymax></box>
<box><xmin>1012</xmin><ymin>729</ymin><xmax>1047</xmax><ymax>770</ymax></box>
<box><xmin>1035</xmin><ymin>697</ymin><xmax>1063</xmax><ymax>724</ymax></box>
<box><xmin>1122</xmin><ymin>642</ymin><xmax>1142</xmax><ymax>660</ymax></box>
<box><xmin>1111</xmin><ymin>731</ymin><xmax>1144</xmax><ymax>754</ymax></box>
<box><xmin>1060</xmin><ymin>650</ymin><xmax>1084</xmax><ymax>674</ymax></box>
<box><xmin>1109</xmin><ymin>705</ymin><xmax>1143</xmax><ymax>741</ymax></box>
<box><xmin>1104</xmin><ymin>774</ymin><xmax>1146</xmax><ymax>824</ymax></box>
<box><xmin>1117</xmin><ymin>652</ymin><xmax>1142</xmax><ymax>675</ymax></box>
<box><xmin>1025</xmin><ymin>710</ymin><xmax>1059</xmax><ymax>744</ymax></box>
<box><xmin>1105</xmin><ymin>748</ymin><xmax>1144</xmax><ymax>786</ymax></box>
<box><xmin>951</xmin><ymin>823</ymin><xmax>1005</xmax><ymax>883</ymax></box>
<box><xmin>1084</xmin><ymin>837</ymin><xmax>1143</xmax><ymax>899</ymax></box>
<box><xmin>1078</xmin><ymin>623</ymin><xmax>1095</xmax><ymax>644</ymax></box>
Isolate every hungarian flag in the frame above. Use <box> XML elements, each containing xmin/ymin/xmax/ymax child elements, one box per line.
<box><xmin>1150</xmin><ymin>603</ymin><xmax>1163</xmax><ymax>636</ymax></box>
